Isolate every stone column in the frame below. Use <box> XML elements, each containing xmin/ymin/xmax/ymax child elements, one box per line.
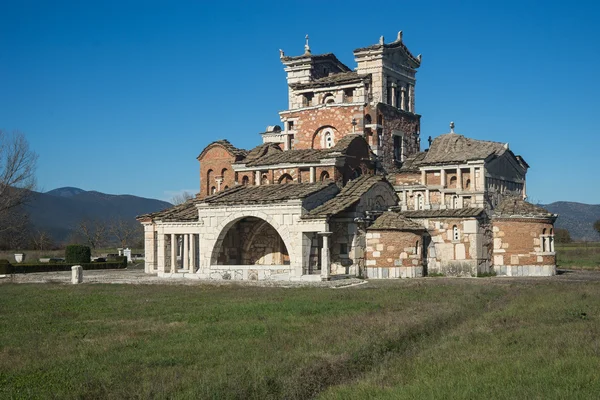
<box><xmin>189</xmin><ymin>234</ymin><xmax>196</xmax><ymax>273</ymax></box>
<box><xmin>421</xmin><ymin>170</ymin><xmax>426</xmax><ymax>185</ymax></box>
<box><xmin>478</xmin><ymin>167</ymin><xmax>485</xmax><ymax>190</ymax></box>
<box><xmin>143</xmin><ymin>224</ymin><xmax>156</xmax><ymax>273</ymax></box>
<box><xmin>319</xmin><ymin>232</ymin><xmax>332</xmax><ymax>280</ymax></box>
<box><xmin>183</xmin><ymin>234</ymin><xmax>189</xmax><ymax>271</ymax></box>
<box><xmin>441</xmin><ymin>169</ymin><xmax>446</xmax><ymax>188</ymax></box>
<box><xmin>310</xmin><ymin>167</ymin><xmax>316</xmax><ymax>183</ymax></box>
<box><xmin>391</xmin><ymin>83</ymin><xmax>397</xmax><ymax>107</ymax></box>
<box><xmin>255</xmin><ymin>171</ymin><xmax>261</xmax><ymax>186</ymax></box>
<box><xmin>170</xmin><ymin>234</ymin><xmax>177</xmax><ymax>273</ymax></box>
<box><xmin>157</xmin><ymin>233</ymin><xmax>166</xmax><ymax>273</ymax></box>
<box><xmin>457</xmin><ymin>168</ymin><xmax>463</xmax><ymax>191</ymax></box>
<box><xmin>470</xmin><ymin>166</ymin><xmax>475</xmax><ymax>190</ymax></box>
<box><xmin>400</xmin><ymin>87</ymin><xmax>406</xmax><ymax>111</ymax></box>
<box><xmin>408</xmin><ymin>84</ymin><xmax>415</xmax><ymax>113</ymax></box>
<box><xmin>402</xmin><ymin>191</ymin><xmax>407</xmax><ymax>211</ymax></box>
<box><xmin>425</xmin><ymin>189</ymin><xmax>430</xmax><ymax>208</ymax></box>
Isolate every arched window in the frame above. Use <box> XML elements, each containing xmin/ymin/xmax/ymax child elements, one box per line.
<box><xmin>449</xmin><ymin>176</ymin><xmax>457</xmax><ymax>188</ymax></box>
<box><xmin>323</xmin><ymin>131</ymin><xmax>334</xmax><ymax>148</ymax></box>
<box><xmin>261</xmin><ymin>174</ymin><xmax>269</xmax><ymax>185</ymax></box>
<box><xmin>224</xmin><ymin>186</ymin><xmax>229</xmax><ymax>190</ymax></box>
<box><xmin>221</xmin><ymin>168</ymin><xmax>228</xmax><ymax>180</ymax></box>
<box><xmin>320</xmin><ymin>171</ymin><xmax>330</xmax><ymax>181</ymax></box>
<box><xmin>206</xmin><ymin>169</ymin><xmax>214</xmax><ymax>195</ymax></box>
<box><xmin>278</xmin><ymin>174</ymin><xmax>293</xmax><ymax>184</ymax></box>
<box><xmin>211</xmin><ymin>186</ymin><xmax>216</xmax><ymax>195</ymax></box>
<box><xmin>364</xmin><ymin>114</ymin><xmax>372</xmax><ymax>125</ymax></box>
<box><xmin>452</xmin><ymin>195</ymin><xmax>459</xmax><ymax>209</ymax></box>
<box><xmin>241</xmin><ymin>176</ymin><xmax>249</xmax><ymax>186</ymax></box>
<box><xmin>453</xmin><ymin>225</ymin><xmax>459</xmax><ymax>241</ymax></box>
<box><xmin>415</xmin><ymin>194</ymin><xmax>424</xmax><ymax>210</ymax></box>
<box><xmin>323</xmin><ymin>93</ymin><xmax>335</xmax><ymax>104</ymax></box>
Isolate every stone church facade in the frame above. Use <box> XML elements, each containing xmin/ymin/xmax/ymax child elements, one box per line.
<box><xmin>138</xmin><ymin>32</ymin><xmax>557</xmax><ymax>280</ymax></box>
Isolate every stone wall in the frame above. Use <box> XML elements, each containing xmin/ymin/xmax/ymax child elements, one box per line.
<box><xmin>417</xmin><ymin>218</ymin><xmax>485</xmax><ymax>277</ymax></box>
<box><xmin>492</xmin><ymin>219</ymin><xmax>556</xmax><ymax>276</ymax></box>
<box><xmin>364</xmin><ymin>230</ymin><xmax>423</xmax><ymax>278</ymax></box>
<box><xmin>377</xmin><ymin>104</ymin><xmax>420</xmax><ymax>173</ymax></box>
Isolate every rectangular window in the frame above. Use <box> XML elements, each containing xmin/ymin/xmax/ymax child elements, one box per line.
<box><xmin>394</xmin><ymin>135</ymin><xmax>402</xmax><ymax>162</ymax></box>
<box><xmin>287</xmin><ymin>121</ymin><xmax>294</xmax><ymax>130</ymax></box>
<box><xmin>340</xmin><ymin>243</ymin><xmax>348</xmax><ymax>255</ymax></box>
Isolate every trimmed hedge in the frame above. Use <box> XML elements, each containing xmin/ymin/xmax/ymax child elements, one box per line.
<box><xmin>65</xmin><ymin>245</ymin><xmax>91</xmax><ymax>264</ymax></box>
<box><xmin>0</xmin><ymin>260</ymin><xmax>127</xmax><ymax>275</ymax></box>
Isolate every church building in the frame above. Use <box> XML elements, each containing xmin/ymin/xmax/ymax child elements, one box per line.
<box><xmin>138</xmin><ymin>32</ymin><xmax>557</xmax><ymax>280</ymax></box>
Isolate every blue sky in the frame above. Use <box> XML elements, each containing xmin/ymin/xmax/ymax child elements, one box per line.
<box><xmin>1</xmin><ymin>0</ymin><xmax>598</xmax><ymax>204</ymax></box>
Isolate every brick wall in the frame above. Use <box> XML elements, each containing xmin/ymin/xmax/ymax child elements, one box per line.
<box><xmin>492</xmin><ymin>219</ymin><xmax>556</xmax><ymax>269</ymax></box>
<box><xmin>198</xmin><ymin>145</ymin><xmax>237</xmax><ymax>199</ymax></box>
<box><xmin>281</xmin><ymin>105</ymin><xmax>364</xmax><ymax>150</ymax></box>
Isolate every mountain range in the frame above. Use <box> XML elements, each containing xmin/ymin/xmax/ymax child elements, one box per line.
<box><xmin>17</xmin><ymin>187</ymin><xmax>600</xmax><ymax>244</ymax></box>
<box><xmin>23</xmin><ymin>187</ymin><xmax>172</xmax><ymax>244</ymax></box>
<box><xmin>541</xmin><ymin>202</ymin><xmax>600</xmax><ymax>242</ymax></box>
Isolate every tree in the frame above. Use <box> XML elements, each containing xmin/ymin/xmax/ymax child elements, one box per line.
<box><xmin>0</xmin><ymin>130</ymin><xmax>38</xmax><ymax>216</ymax></box>
<box><xmin>171</xmin><ymin>191</ymin><xmax>194</xmax><ymax>205</ymax></box>
<box><xmin>0</xmin><ymin>131</ymin><xmax>38</xmax><ymax>249</ymax></box>
<box><xmin>109</xmin><ymin>218</ymin><xmax>142</xmax><ymax>248</ymax></box>
<box><xmin>77</xmin><ymin>218</ymin><xmax>108</xmax><ymax>249</ymax></box>
<box><xmin>594</xmin><ymin>220</ymin><xmax>600</xmax><ymax>239</ymax></box>
<box><xmin>554</xmin><ymin>228</ymin><xmax>572</xmax><ymax>244</ymax></box>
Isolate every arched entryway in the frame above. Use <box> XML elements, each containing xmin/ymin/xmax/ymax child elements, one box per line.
<box><xmin>211</xmin><ymin>217</ymin><xmax>290</xmax><ymax>266</ymax></box>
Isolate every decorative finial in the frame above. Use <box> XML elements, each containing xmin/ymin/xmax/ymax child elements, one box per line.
<box><xmin>450</xmin><ymin>121</ymin><xmax>455</xmax><ymax>133</ymax></box>
<box><xmin>304</xmin><ymin>34</ymin><xmax>311</xmax><ymax>54</ymax></box>
<box><xmin>379</xmin><ymin>35</ymin><xmax>384</xmax><ymax>45</ymax></box>
<box><xmin>397</xmin><ymin>31</ymin><xmax>403</xmax><ymax>42</ymax></box>
<box><xmin>417</xmin><ymin>54</ymin><xmax>422</xmax><ymax>62</ymax></box>
<box><xmin>279</xmin><ymin>49</ymin><xmax>285</xmax><ymax>59</ymax></box>
<box><xmin>428</xmin><ymin>136</ymin><xmax>432</xmax><ymax>147</ymax></box>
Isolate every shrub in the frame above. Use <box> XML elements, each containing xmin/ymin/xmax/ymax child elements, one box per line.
<box><xmin>108</xmin><ymin>256</ymin><xmax>128</xmax><ymax>268</ymax></box>
<box><xmin>0</xmin><ymin>259</ymin><xmax>11</xmax><ymax>274</ymax></box>
<box><xmin>65</xmin><ymin>245</ymin><xmax>91</xmax><ymax>264</ymax></box>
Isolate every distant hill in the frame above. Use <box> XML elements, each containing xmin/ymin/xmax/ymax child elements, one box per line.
<box><xmin>23</xmin><ymin>187</ymin><xmax>172</xmax><ymax>244</ymax></box>
<box><xmin>541</xmin><ymin>202</ymin><xmax>600</xmax><ymax>242</ymax></box>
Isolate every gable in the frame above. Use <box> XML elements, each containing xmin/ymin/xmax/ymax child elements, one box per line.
<box><xmin>486</xmin><ymin>151</ymin><xmax>527</xmax><ymax>180</ymax></box>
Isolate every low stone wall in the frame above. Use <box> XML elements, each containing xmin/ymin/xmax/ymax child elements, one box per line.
<box><xmin>495</xmin><ymin>264</ymin><xmax>555</xmax><ymax>277</ymax></box>
<box><xmin>365</xmin><ymin>266</ymin><xmax>423</xmax><ymax>279</ymax></box>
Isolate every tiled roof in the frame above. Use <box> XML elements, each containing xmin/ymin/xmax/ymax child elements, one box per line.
<box><xmin>303</xmin><ymin>175</ymin><xmax>386</xmax><ymax>219</ymax></box>
<box><xmin>420</xmin><ymin>134</ymin><xmax>507</xmax><ymax>165</ymax></box>
<box><xmin>369</xmin><ymin>211</ymin><xmax>425</xmax><ymax>231</ymax></box>
<box><xmin>244</xmin><ymin>134</ymin><xmax>368</xmax><ymax>167</ymax></box>
<box><xmin>290</xmin><ymin>72</ymin><xmax>370</xmax><ymax>90</ymax></box>
<box><xmin>493</xmin><ymin>196</ymin><xmax>556</xmax><ymax>218</ymax></box>
<box><xmin>401</xmin><ymin>208</ymin><xmax>485</xmax><ymax>218</ymax></box>
<box><xmin>398</xmin><ymin>151</ymin><xmax>427</xmax><ymax>172</ymax></box>
<box><xmin>242</xmin><ymin>143</ymin><xmax>282</xmax><ymax>162</ymax></box>
<box><xmin>197</xmin><ymin>139</ymin><xmax>247</xmax><ymax>160</ymax></box>
<box><xmin>137</xmin><ymin>199</ymin><xmax>198</xmax><ymax>222</ymax></box>
<box><xmin>201</xmin><ymin>182</ymin><xmax>335</xmax><ymax>205</ymax></box>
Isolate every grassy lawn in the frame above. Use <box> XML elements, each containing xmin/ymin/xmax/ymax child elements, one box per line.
<box><xmin>1</xmin><ymin>279</ymin><xmax>599</xmax><ymax>399</ymax></box>
<box><xmin>557</xmin><ymin>242</ymin><xmax>600</xmax><ymax>270</ymax></box>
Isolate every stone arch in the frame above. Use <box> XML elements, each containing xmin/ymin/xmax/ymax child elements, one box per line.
<box><xmin>278</xmin><ymin>173</ymin><xmax>293</xmax><ymax>184</ymax></box>
<box><xmin>312</xmin><ymin>126</ymin><xmax>339</xmax><ymax>149</ymax></box>
<box><xmin>208</xmin><ymin>212</ymin><xmax>294</xmax><ymax>266</ymax></box>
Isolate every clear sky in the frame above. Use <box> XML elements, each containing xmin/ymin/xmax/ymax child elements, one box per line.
<box><xmin>1</xmin><ymin>0</ymin><xmax>599</xmax><ymax>204</ymax></box>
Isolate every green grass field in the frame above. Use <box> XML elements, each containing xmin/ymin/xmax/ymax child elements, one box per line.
<box><xmin>556</xmin><ymin>242</ymin><xmax>600</xmax><ymax>270</ymax></box>
<box><xmin>1</xmin><ymin>279</ymin><xmax>599</xmax><ymax>399</ymax></box>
